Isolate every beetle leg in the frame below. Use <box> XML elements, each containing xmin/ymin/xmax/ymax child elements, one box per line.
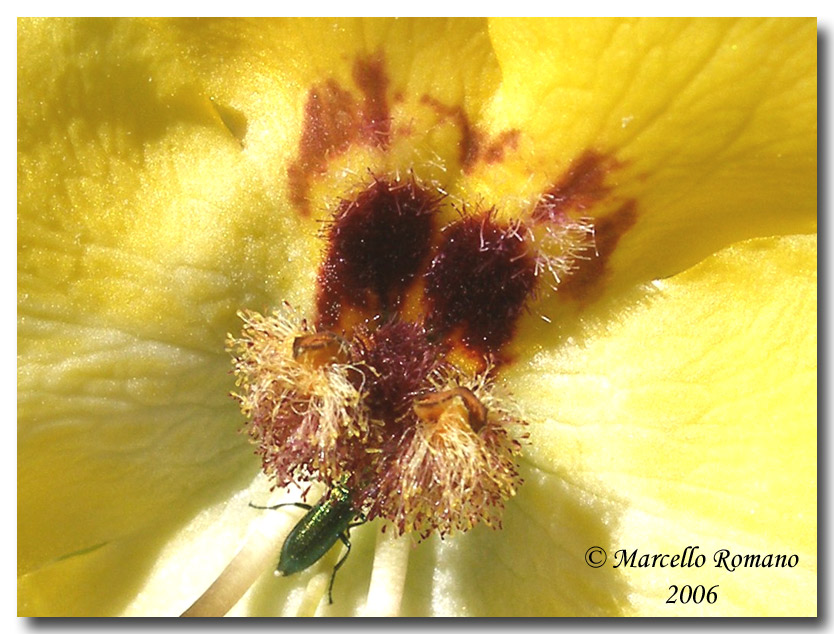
<box><xmin>327</xmin><ymin>532</ymin><xmax>353</xmax><ymax>604</ymax></box>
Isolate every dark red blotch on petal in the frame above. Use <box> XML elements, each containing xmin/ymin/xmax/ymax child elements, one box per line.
<box><xmin>353</xmin><ymin>56</ymin><xmax>391</xmax><ymax>145</ymax></box>
<box><xmin>557</xmin><ymin>200</ymin><xmax>638</xmax><ymax>301</ymax></box>
<box><xmin>532</xmin><ymin>150</ymin><xmax>618</xmax><ymax>223</ymax></box>
<box><xmin>424</xmin><ymin>211</ymin><xmax>537</xmax><ymax>355</ymax></box>
<box><xmin>288</xmin><ymin>56</ymin><xmax>392</xmax><ymax>216</ymax></box>
<box><xmin>316</xmin><ymin>178</ymin><xmax>441</xmax><ymax>329</ymax></box>
<box><xmin>420</xmin><ymin>95</ymin><xmax>520</xmax><ymax>173</ymax></box>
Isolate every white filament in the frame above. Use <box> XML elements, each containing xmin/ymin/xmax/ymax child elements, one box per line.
<box><xmin>180</xmin><ymin>507</ymin><xmax>301</xmax><ymax>617</ymax></box>
<box><xmin>360</xmin><ymin>527</ymin><xmax>412</xmax><ymax>617</ymax></box>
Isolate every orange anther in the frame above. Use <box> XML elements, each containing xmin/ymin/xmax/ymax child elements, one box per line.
<box><xmin>292</xmin><ymin>332</ymin><xmax>350</xmax><ymax>368</ymax></box>
<box><xmin>413</xmin><ymin>387</ymin><xmax>488</xmax><ymax>432</ymax></box>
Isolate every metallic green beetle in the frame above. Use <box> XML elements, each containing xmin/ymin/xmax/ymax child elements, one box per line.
<box><xmin>251</xmin><ymin>484</ymin><xmax>365</xmax><ymax>604</ymax></box>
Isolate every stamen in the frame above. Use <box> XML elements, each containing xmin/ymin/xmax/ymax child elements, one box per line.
<box><xmin>362</xmin><ymin>367</ymin><xmax>526</xmax><ymax>538</ymax></box>
<box><xmin>293</xmin><ymin>332</ymin><xmax>350</xmax><ymax>368</ymax></box>
<box><xmin>228</xmin><ymin>310</ymin><xmax>369</xmax><ymax>487</ymax></box>
<box><xmin>181</xmin><ymin>507</ymin><xmax>301</xmax><ymax>617</ymax></box>
<box><xmin>296</xmin><ymin>572</ymin><xmax>330</xmax><ymax>616</ymax></box>
<box><xmin>413</xmin><ymin>386</ymin><xmax>487</xmax><ymax>432</ymax></box>
<box><xmin>361</xmin><ymin>526</ymin><xmax>411</xmax><ymax>617</ymax></box>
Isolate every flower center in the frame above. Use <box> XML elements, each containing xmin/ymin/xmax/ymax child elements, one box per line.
<box><xmin>229</xmin><ymin>168</ymin><xmax>617</xmax><ymax>538</ymax></box>
<box><xmin>212</xmin><ymin>51</ymin><xmax>645</xmax><ymax>614</ymax></box>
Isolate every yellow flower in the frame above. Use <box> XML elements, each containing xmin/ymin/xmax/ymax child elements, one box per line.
<box><xmin>18</xmin><ymin>17</ymin><xmax>816</xmax><ymax>616</ymax></box>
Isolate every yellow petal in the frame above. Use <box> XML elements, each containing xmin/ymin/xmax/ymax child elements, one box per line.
<box><xmin>504</xmin><ymin>234</ymin><xmax>816</xmax><ymax>615</ymax></box>
<box><xmin>16</xmin><ymin>17</ymin><xmax>503</xmax><ymax>615</ymax></box>
<box><xmin>18</xmin><ymin>18</ymin><xmax>816</xmax><ymax>617</ymax></box>
<box><xmin>475</xmin><ymin>18</ymin><xmax>816</xmax><ymax>288</ymax></box>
